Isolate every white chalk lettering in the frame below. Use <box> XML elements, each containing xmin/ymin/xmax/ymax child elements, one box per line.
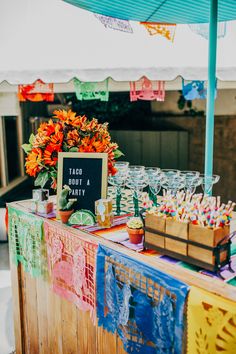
<box><xmin>87</xmin><ymin>179</ymin><xmax>90</xmax><ymax>186</ymax></box>
<box><xmin>69</xmin><ymin>168</ymin><xmax>83</xmax><ymax>175</ymax></box>
<box><xmin>68</xmin><ymin>178</ymin><xmax>83</xmax><ymax>186</ymax></box>
<box><xmin>71</xmin><ymin>189</ymin><xmax>85</xmax><ymax>196</ymax></box>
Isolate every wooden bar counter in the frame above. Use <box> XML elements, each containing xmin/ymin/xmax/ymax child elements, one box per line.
<box><xmin>8</xmin><ymin>201</ymin><xmax>236</xmax><ymax>354</ymax></box>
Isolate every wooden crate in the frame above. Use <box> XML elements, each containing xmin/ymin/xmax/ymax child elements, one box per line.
<box><xmin>188</xmin><ymin>224</ymin><xmax>230</xmax><ymax>265</ymax></box>
<box><xmin>145</xmin><ymin>214</ymin><xmax>166</xmax><ymax>248</ymax></box>
<box><xmin>165</xmin><ymin>219</ymin><xmax>188</xmax><ymax>256</ymax></box>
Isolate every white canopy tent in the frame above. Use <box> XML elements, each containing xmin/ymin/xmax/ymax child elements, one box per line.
<box><xmin>1</xmin><ymin>0</ymin><xmax>236</xmax><ymax>89</ymax></box>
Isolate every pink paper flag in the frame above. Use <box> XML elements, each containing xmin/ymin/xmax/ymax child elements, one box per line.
<box><xmin>130</xmin><ymin>77</ymin><xmax>165</xmax><ymax>102</ymax></box>
<box><xmin>44</xmin><ymin>221</ymin><xmax>98</xmax><ymax>322</ymax></box>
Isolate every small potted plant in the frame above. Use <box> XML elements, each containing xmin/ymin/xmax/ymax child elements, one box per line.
<box><xmin>58</xmin><ymin>185</ymin><xmax>76</xmax><ymax>224</ymax></box>
<box><xmin>127</xmin><ymin>217</ymin><xmax>144</xmax><ymax>244</ymax></box>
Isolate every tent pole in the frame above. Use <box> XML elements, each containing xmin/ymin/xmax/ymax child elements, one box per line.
<box><xmin>204</xmin><ymin>0</ymin><xmax>218</xmax><ymax>180</ymax></box>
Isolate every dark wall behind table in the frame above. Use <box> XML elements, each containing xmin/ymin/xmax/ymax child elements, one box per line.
<box><xmin>18</xmin><ymin>93</ymin><xmax>236</xmax><ymax>202</ymax></box>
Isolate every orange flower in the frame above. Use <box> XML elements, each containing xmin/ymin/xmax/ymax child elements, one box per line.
<box><xmin>51</xmin><ymin>131</ymin><xmax>64</xmax><ymax>147</ymax></box>
<box><xmin>25</xmin><ymin>148</ymin><xmax>43</xmax><ymax>177</ymax></box>
<box><xmin>44</xmin><ymin>144</ymin><xmax>61</xmax><ymax>166</ymax></box>
<box><xmin>38</xmin><ymin>119</ymin><xmax>56</xmax><ymax>136</ymax></box>
<box><xmin>66</xmin><ymin>129</ymin><xmax>79</xmax><ymax>147</ymax></box>
<box><xmin>92</xmin><ymin>139</ymin><xmax>106</xmax><ymax>152</ymax></box>
<box><xmin>79</xmin><ymin>136</ymin><xmax>94</xmax><ymax>152</ymax></box>
<box><xmin>33</xmin><ymin>133</ymin><xmax>50</xmax><ymax>148</ymax></box>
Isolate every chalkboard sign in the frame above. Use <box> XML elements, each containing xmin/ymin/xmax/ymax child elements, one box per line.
<box><xmin>57</xmin><ymin>152</ymin><xmax>108</xmax><ymax>214</ymax></box>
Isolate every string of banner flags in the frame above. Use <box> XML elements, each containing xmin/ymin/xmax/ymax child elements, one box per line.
<box><xmin>17</xmin><ymin>78</ymin><xmax>217</xmax><ymax>103</ymax></box>
<box><xmin>17</xmin><ymin>15</ymin><xmax>224</xmax><ymax>103</ymax></box>
<box><xmin>94</xmin><ymin>14</ymin><xmax>227</xmax><ymax>41</ymax></box>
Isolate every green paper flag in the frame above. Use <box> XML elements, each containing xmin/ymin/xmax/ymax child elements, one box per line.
<box><xmin>74</xmin><ymin>78</ymin><xmax>109</xmax><ymax>101</ymax></box>
<box><xmin>8</xmin><ymin>206</ymin><xmax>47</xmax><ymax>278</ymax></box>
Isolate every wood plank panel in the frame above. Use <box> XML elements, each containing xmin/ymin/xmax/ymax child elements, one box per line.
<box><xmin>46</xmin><ymin>288</ymin><xmax>63</xmax><ymax>354</ymax></box>
<box><xmin>77</xmin><ymin>310</ymin><xmax>96</xmax><ymax>354</ymax></box>
<box><xmin>160</xmin><ymin>131</ymin><xmax>178</xmax><ymax>168</ymax></box>
<box><xmin>96</xmin><ymin>326</ymin><xmax>117</xmax><ymax>354</ymax></box>
<box><xmin>61</xmin><ymin>298</ymin><xmax>78</xmax><ymax>354</ymax></box>
<box><xmin>36</xmin><ymin>277</ymin><xmax>49</xmax><ymax>354</ymax></box>
<box><xmin>178</xmin><ymin>131</ymin><xmax>189</xmax><ymax>170</ymax></box>
<box><xmin>21</xmin><ymin>270</ymin><xmax>30</xmax><ymax>354</ymax></box>
<box><xmin>113</xmin><ymin>130</ymin><xmax>142</xmax><ymax>165</ymax></box>
<box><xmin>23</xmin><ymin>272</ymin><xmax>39</xmax><ymax>354</ymax></box>
<box><xmin>117</xmin><ymin>336</ymin><xmax>127</xmax><ymax>354</ymax></box>
<box><xmin>141</xmin><ymin>131</ymin><xmax>161</xmax><ymax>167</ymax></box>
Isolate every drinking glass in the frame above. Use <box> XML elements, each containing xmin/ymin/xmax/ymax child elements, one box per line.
<box><xmin>108</xmin><ymin>161</ymin><xmax>129</xmax><ymax>215</ymax></box>
<box><xmin>145</xmin><ymin>168</ymin><xmax>164</xmax><ymax>206</ymax></box>
<box><xmin>180</xmin><ymin>171</ymin><xmax>201</xmax><ymax>194</ymax></box>
<box><xmin>200</xmin><ymin>174</ymin><xmax>220</xmax><ymax>195</ymax></box>
<box><xmin>161</xmin><ymin>174</ymin><xmax>185</xmax><ymax>196</ymax></box>
<box><xmin>126</xmin><ymin>167</ymin><xmax>148</xmax><ymax>216</ymax></box>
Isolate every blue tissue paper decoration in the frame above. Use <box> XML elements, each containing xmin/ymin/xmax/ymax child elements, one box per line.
<box><xmin>182</xmin><ymin>79</ymin><xmax>217</xmax><ymax>101</ymax></box>
<box><xmin>96</xmin><ymin>245</ymin><xmax>190</xmax><ymax>354</ymax></box>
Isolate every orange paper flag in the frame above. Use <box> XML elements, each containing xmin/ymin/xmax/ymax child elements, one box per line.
<box><xmin>141</xmin><ymin>22</ymin><xmax>176</xmax><ymax>42</ymax></box>
<box><xmin>18</xmin><ymin>79</ymin><xmax>54</xmax><ymax>102</ymax></box>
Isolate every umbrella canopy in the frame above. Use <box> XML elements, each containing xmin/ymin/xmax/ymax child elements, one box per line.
<box><xmin>1</xmin><ymin>0</ymin><xmax>236</xmax><ymax>85</ymax></box>
<box><xmin>64</xmin><ymin>0</ymin><xmax>236</xmax><ymax>24</ymax></box>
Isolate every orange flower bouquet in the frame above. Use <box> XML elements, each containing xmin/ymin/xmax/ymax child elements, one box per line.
<box><xmin>22</xmin><ymin>110</ymin><xmax>122</xmax><ymax>189</ymax></box>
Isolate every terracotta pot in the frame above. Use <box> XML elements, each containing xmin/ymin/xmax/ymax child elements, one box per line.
<box><xmin>59</xmin><ymin>209</ymin><xmax>74</xmax><ymax>224</ymax></box>
<box><xmin>127</xmin><ymin>227</ymin><xmax>144</xmax><ymax>244</ymax></box>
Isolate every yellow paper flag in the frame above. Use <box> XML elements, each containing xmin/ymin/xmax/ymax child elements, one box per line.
<box><xmin>187</xmin><ymin>286</ymin><xmax>236</xmax><ymax>353</ymax></box>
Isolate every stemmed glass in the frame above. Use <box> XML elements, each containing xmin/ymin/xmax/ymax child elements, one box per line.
<box><xmin>161</xmin><ymin>169</ymin><xmax>184</xmax><ymax>196</ymax></box>
<box><xmin>161</xmin><ymin>174</ymin><xmax>185</xmax><ymax>196</ymax></box>
<box><xmin>145</xmin><ymin>167</ymin><xmax>163</xmax><ymax>206</ymax></box>
<box><xmin>200</xmin><ymin>174</ymin><xmax>220</xmax><ymax>195</ymax></box>
<box><xmin>126</xmin><ymin>166</ymin><xmax>148</xmax><ymax>217</ymax></box>
<box><xmin>180</xmin><ymin>171</ymin><xmax>201</xmax><ymax>195</ymax></box>
<box><xmin>108</xmin><ymin>161</ymin><xmax>129</xmax><ymax>215</ymax></box>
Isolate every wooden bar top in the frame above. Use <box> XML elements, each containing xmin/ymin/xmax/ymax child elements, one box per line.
<box><xmin>9</xmin><ymin>200</ymin><xmax>236</xmax><ymax>302</ymax></box>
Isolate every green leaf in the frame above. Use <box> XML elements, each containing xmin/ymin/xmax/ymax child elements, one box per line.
<box><xmin>29</xmin><ymin>133</ymin><xmax>35</xmax><ymax>145</ymax></box>
<box><xmin>50</xmin><ymin>170</ymin><xmax>57</xmax><ymax>178</ymax></box>
<box><xmin>114</xmin><ymin>149</ymin><xmax>124</xmax><ymax>159</ymax></box>
<box><xmin>69</xmin><ymin>147</ymin><xmax>79</xmax><ymax>152</ymax></box>
<box><xmin>21</xmin><ymin>144</ymin><xmax>32</xmax><ymax>154</ymax></box>
<box><xmin>34</xmin><ymin>171</ymin><xmax>49</xmax><ymax>188</ymax></box>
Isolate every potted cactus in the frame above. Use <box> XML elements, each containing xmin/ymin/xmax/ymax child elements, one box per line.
<box><xmin>126</xmin><ymin>217</ymin><xmax>144</xmax><ymax>244</ymax></box>
<box><xmin>58</xmin><ymin>185</ymin><xmax>77</xmax><ymax>223</ymax></box>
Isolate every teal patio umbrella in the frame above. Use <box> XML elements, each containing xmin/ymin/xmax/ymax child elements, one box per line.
<box><xmin>64</xmin><ymin>0</ymin><xmax>236</xmax><ymax>179</ymax></box>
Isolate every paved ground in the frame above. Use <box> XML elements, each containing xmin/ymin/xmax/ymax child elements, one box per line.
<box><xmin>0</xmin><ymin>243</ymin><xmax>15</xmax><ymax>354</ymax></box>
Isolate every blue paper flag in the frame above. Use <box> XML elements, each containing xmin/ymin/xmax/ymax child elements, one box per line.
<box><xmin>182</xmin><ymin>79</ymin><xmax>217</xmax><ymax>101</ymax></box>
<box><xmin>96</xmin><ymin>245</ymin><xmax>190</xmax><ymax>354</ymax></box>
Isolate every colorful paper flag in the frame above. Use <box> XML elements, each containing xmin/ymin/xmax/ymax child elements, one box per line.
<box><xmin>189</xmin><ymin>22</ymin><xmax>227</xmax><ymax>40</ymax></box>
<box><xmin>182</xmin><ymin>79</ymin><xmax>217</xmax><ymax>100</ymax></box>
<box><xmin>96</xmin><ymin>244</ymin><xmax>189</xmax><ymax>354</ymax></box>
<box><xmin>130</xmin><ymin>77</ymin><xmax>165</xmax><ymax>102</ymax></box>
<box><xmin>74</xmin><ymin>78</ymin><xmax>109</xmax><ymax>101</ymax></box>
<box><xmin>140</xmin><ymin>22</ymin><xmax>176</xmax><ymax>42</ymax></box>
<box><xmin>18</xmin><ymin>79</ymin><xmax>54</xmax><ymax>102</ymax></box>
<box><xmin>95</xmin><ymin>14</ymin><xmax>133</xmax><ymax>33</ymax></box>
<box><xmin>187</xmin><ymin>286</ymin><xmax>236</xmax><ymax>354</ymax></box>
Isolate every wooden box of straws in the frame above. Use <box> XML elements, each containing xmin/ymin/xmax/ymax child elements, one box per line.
<box><xmin>145</xmin><ymin>213</ymin><xmax>166</xmax><ymax>248</ymax></box>
<box><xmin>188</xmin><ymin>224</ymin><xmax>230</xmax><ymax>265</ymax></box>
<box><xmin>165</xmin><ymin>219</ymin><xmax>188</xmax><ymax>256</ymax></box>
